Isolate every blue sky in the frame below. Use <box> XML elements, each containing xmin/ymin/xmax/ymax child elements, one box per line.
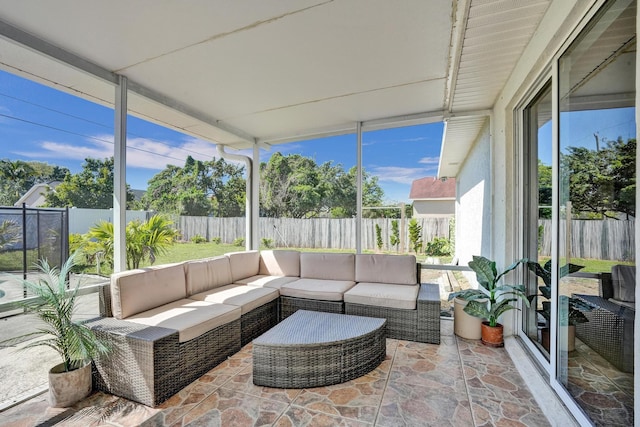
<box><xmin>0</xmin><ymin>70</ymin><xmax>443</xmax><ymax>204</ymax></box>
<box><xmin>538</xmin><ymin>108</ymin><xmax>635</xmax><ymax>166</ymax></box>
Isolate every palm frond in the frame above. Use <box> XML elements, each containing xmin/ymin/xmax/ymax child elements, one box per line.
<box><xmin>1</xmin><ymin>251</ymin><xmax>110</xmax><ymax>371</ymax></box>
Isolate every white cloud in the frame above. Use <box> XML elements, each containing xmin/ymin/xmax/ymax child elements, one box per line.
<box><xmin>15</xmin><ymin>139</ymin><xmax>112</xmax><ymax>160</ymax></box>
<box><xmin>13</xmin><ymin>135</ymin><xmax>226</xmax><ymax>170</ymax></box>
<box><xmin>418</xmin><ymin>156</ymin><xmax>439</xmax><ymax>165</ymax></box>
<box><xmin>369</xmin><ymin>165</ymin><xmax>437</xmax><ymax>185</ymax></box>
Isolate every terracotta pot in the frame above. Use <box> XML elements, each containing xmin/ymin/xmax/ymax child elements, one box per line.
<box><xmin>48</xmin><ymin>361</ymin><xmax>92</xmax><ymax>407</ymax></box>
<box><xmin>541</xmin><ymin>327</ymin><xmax>550</xmax><ymax>352</ymax></box>
<box><xmin>480</xmin><ymin>321</ymin><xmax>504</xmax><ymax>347</ymax></box>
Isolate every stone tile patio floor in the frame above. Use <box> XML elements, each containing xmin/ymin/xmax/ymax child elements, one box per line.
<box><xmin>0</xmin><ymin>320</ymin><xmax>551</xmax><ymax>427</ymax></box>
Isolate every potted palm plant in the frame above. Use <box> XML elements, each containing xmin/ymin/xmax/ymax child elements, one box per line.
<box><xmin>2</xmin><ymin>252</ymin><xmax>109</xmax><ymax>407</ymax></box>
<box><xmin>527</xmin><ymin>260</ymin><xmax>592</xmax><ymax>351</ymax></box>
<box><xmin>449</xmin><ymin>255</ymin><xmax>529</xmax><ymax>347</ymax></box>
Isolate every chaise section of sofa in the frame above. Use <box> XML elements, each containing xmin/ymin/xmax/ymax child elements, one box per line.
<box><xmin>88</xmin><ymin>262</ymin><xmax>243</xmax><ymax>406</ymax></box>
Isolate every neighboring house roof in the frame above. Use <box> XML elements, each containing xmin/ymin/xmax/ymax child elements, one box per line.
<box><xmin>14</xmin><ymin>181</ymin><xmax>60</xmax><ymax>207</ymax></box>
<box><xmin>409</xmin><ymin>177</ymin><xmax>456</xmax><ymax>200</ymax></box>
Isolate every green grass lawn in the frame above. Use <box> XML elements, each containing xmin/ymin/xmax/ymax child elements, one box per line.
<box><xmin>535</xmin><ymin>256</ymin><xmax>633</xmax><ymax>273</ymax></box>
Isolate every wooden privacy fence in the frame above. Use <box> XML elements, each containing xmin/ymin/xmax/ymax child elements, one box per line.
<box><xmin>538</xmin><ymin>219</ymin><xmax>635</xmax><ymax>261</ymax></box>
<box><xmin>177</xmin><ymin>216</ymin><xmax>452</xmax><ymax>252</ymax></box>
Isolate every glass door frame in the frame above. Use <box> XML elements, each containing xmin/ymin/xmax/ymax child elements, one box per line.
<box><xmin>514</xmin><ymin>1</ymin><xmax>624</xmax><ymax>425</ymax></box>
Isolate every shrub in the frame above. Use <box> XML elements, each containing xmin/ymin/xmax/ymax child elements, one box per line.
<box><xmin>261</xmin><ymin>238</ymin><xmax>274</xmax><ymax>249</ymax></box>
<box><xmin>86</xmin><ymin>214</ymin><xmax>179</xmax><ymax>270</ymax></box>
<box><xmin>211</xmin><ymin>237</ymin><xmax>222</xmax><ymax>244</ymax></box>
<box><xmin>190</xmin><ymin>234</ymin><xmax>207</xmax><ymax>244</ymax></box>
<box><xmin>425</xmin><ymin>236</ymin><xmax>452</xmax><ymax>256</ymax></box>
<box><xmin>233</xmin><ymin>237</ymin><xmax>245</xmax><ymax>246</ymax></box>
<box><xmin>389</xmin><ymin>219</ymin><xmax>400</xmax><ymax>250</ymax></box>
<box><xmin>408</xmin><ymin>218</ymin><xmax>423</xmax><ymax>254</ymax></box>
<box><xmin>375</xmin><ymin>224</ymin><xmax>383</xmax><ymax>251</ymax></box>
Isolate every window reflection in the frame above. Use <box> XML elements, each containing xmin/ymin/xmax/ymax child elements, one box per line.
<box><xmin>558</xmin><ymin>0</ymin><xmax>635</xmax><ymax>424</ymax></box>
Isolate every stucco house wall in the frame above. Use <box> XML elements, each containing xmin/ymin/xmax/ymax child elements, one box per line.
<box><xmin>413</xmin><ymin>199</ymin><xmax>455</xmax><ymax>218</ymax></box>
<box><xmin>455</xmin><ymin>121</ymin><xmax>492</xmax><ymax>268</ymax></box>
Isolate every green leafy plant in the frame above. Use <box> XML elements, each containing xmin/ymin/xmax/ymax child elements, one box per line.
<box><xmin>448</xmin><ymin>255</ymin><xmax>530</xmax><ymax>327</ymax></box>
<box><xmin>389</xmin><ymin>219</ymin><xmax>400</xmax><ymax>251</ymax></box>
<box><xmin>233</xmin><ymin>237</ymin><xmax>245</xmax><ymax>247</ymax></box>
<box><xmin>261</xmin><ymin>237</ymin><xmax>274</xmax><ymax>249</ymax></box>
<box><xmin>527</xmin><ymin>260</ymin><xmax>592</xmax><ymax>326</ymax></box>
<box><xmin>375</xmin><ymin>224</ymin><xmax>383</xmax><ymax>251</ymax></box>
<box><xmin>190</xmin><ymin>234</ymin><xmax>207</xmax><ymax>244</ymax></box>
<box><xmin>86</xmin><ymin>214</ymin><xmax>179</xmax><ymax>270</ymax></box>
<box><xmin>408</xmin><ymin>218</ymin><xmax>423</xmax><ymax>254</ymax></box>
<box><xmin>211</xmin><ymin>237</ymin><xmax>222</xmax><ymax>244</ymax></box>
<box><xmin>2</xmin><ymin>252</ymin><xmax>109</xmax><ymax>372</ymax></box>
<box><xmin>425</xmin><ymin>236</ymin><xmax>452</xmax><ymax>256</ymax></box>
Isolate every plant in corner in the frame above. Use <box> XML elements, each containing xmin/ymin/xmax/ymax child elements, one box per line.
<box><xmin>2</xmin><ymin>252</ymin><xmax>110</xmax><ymax>407</ymax></box>
<box><xmin>448</xmin><ymin>255</ymin><xmax>530</xmax><ymax>347</ymax></box>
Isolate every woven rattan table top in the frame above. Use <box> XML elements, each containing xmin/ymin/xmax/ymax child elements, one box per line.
<box><xmin>253</xmin><ymin>309</ymin><xmax>385</xmax><ymax>347</ymax></box>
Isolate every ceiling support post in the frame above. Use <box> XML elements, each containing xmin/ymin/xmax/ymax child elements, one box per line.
<box><xmin>356</xmin><ymin>121</ymin><xmax>363</xmax><ymax>254</ymax></box>
<box><xmin>252</xmin><ymin>144</ymin><xmax>260</xmax><ymax>250</ymax></box>
<box><xmin>113</xmin><ymin>75</ymin><xmax>127</xmax><ymax>273</ymax></box>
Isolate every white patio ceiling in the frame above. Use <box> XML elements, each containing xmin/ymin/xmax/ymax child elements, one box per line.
<box><xmin>0</xmin><ymin>0</ymin><xmax>551</xmax><ymax>176</ymax></box>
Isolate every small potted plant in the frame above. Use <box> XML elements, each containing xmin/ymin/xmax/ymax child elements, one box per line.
<box><xmin>527</xmin><ymin>260</ymin><xmax>592</xmax><ymax>351</ymax></box>
<box><xmin>2</xmin><ymin>252</ymin><xmax>110</xmax><ymax>407</ymax></box>
<box><xmin>448</xmin><ymin>255</ymin><xmax>529</xmax><ymax>347</ymax></box>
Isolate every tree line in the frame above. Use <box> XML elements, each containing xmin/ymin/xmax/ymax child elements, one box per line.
<box><xmin>0</xmin><ymin>153</ymin><xmax>405</xmax><ymax>219</ymax></box>
<box><xmin>537</xmin><ymin>137</ymin><xmax>635</xmax><ymax>219</ymax></box>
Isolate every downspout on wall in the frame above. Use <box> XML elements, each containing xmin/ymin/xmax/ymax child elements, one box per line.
<box><xmin>216</xmin><ymin>145</ymin><xmax>253</xmax><ymax>251</ymax></box>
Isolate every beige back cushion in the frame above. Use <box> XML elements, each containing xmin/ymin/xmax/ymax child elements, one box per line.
<box><xmin>259</xmin><ymin>250</ymin><xmax>300</xmax><ymax>276</ymax></box>
<box><xmin>226</xmin><ymin>250</ymin><xmax>260</xmax><ymax>282</ymax></box>
<box><xmin>355</xmin><ymin>254</ymin><xmax>417</xmax><ymax>285</ymax></box>
<box><xmin>111</xmin><ymin>262</ymin><xmax>186</xmax><ymax>319</ymax></box>
<box><xmin>300</xmin><ymin>252</ymin><xmax>355</xmax><ymax>281</ymax></box>
<box><xmin>185</xmin><ymin>256</ymin><xmax>232</xmax><ymax>296</ymax></box>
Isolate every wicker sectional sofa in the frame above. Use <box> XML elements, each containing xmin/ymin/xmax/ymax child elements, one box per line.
<box><xmin>88</xmin><ymin>250</ymin><xmax>440</xmax><ymax>407</ymax></box>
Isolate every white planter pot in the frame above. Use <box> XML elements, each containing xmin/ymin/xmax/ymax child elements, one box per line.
<box><xmin>453</xmin><ymin>297</ymin><xmax>483</xmax><ymax>340</ymax></box>
<box><xmin>48</xmin><ymin>361</ymin><xmax>92</xmax><ymax>407</ymax></box>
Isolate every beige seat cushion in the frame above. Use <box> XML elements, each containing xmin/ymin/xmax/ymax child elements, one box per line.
<box><xmin>259</xmin><ymin>250</ymin><xmax>300</xmax><ymax>276</ymax></box>
<box><xmin>189</xmin><ymin>285</ymin><xmax>279</xmax><ymax>315</ymax></box>
<box><xmin>125</xmin><ymin>299</ymin><xmax>241</xmax><ymax>342</ymax></box>
<box><xmin>111</xmin><ymin>262</ymin><xmax>186</xmax><ymax>320</ymax></box>
<box><xmin>355</xmin><ymin>254</ymin><xmax>417</xmax><ymax>285</ymax></box>
<box><xmin>280</xmin><ymin>278</ymin><xmax>355</xmax><ymax>301</ymax></box>
<box><xmin>185</xmin><ymin>256</ymin><xmax>233</xmax><ymax>296</ymax></box>
<box><xmin>344</xmin><ymin>282</ymin><xmax>420</xmax><ymax>310</ymax></box>
<box><xmin>300</xmin><ymin>252</ymin><xmax>355</xmax><ymax>281</ymax></box>
<box><xmin>235</xmin><ymin>274</ymin><xmax>299</xmax><ymax>290</ymax></box>
<box><xmin>226</xmin><ymin>250</ymin><xmax>260</xmax><ymax>282</ymax></box>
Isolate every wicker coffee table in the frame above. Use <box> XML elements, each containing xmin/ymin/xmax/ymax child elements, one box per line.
<box><xmin>252</xmin><ymin>310</ymin><xmax>386</xmax><ymax>388</ymax></box>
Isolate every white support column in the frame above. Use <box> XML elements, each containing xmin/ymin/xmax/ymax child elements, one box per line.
<box><xmin>356</xmin><ymin>122</ymin><xmax>363</xmax><ymax>254</ymax></box>
<box><xmin>113</xmin><ymin>76</ymin><xmax>127</xmax><ymax>272</ymax></box>
<box><xmin>252</xmin><ymin>143</ymin><xmax>260</xmax><ymax>250</ymax></box>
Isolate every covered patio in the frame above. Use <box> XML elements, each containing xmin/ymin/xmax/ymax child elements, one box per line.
<box><xmin>0</xmin><ymin>1</ymin><xmax>635</xmax><ymax>426</ymax></box>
